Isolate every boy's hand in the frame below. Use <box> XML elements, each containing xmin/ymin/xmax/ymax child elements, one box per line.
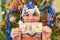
<box><xmin>42</xmin><ymin>26</ymin><xmax>52</xmax><ymax>40</ymax></box>
<box><xmin>42</xmin><ymin>26</ymin><xmax>52</xmax><ymax>33</ymax></box>
<box><xmin>11</xmin><ymin>28</ymin><xmax>21</xmax><ymax>40</ymax></box>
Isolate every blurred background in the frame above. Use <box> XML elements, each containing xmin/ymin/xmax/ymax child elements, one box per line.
<box><xmin>0</xmin><ymin>0</ymin><xmax>60</xmax><ymax>40</ymax></box>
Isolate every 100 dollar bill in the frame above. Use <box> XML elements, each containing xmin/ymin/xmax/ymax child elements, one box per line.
<box><xmin>19</xmin><ymin>21</ymin><xmax>42</xmax><ymax>33</ymax></box>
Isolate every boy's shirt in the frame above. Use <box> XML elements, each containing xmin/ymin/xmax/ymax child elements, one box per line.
<box><xmin>22</xmin><ymin>35</ymin><xmax>41</xmax><ymax>40</ymax></box>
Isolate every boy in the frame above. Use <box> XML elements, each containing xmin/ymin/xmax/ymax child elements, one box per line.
<box><xmin>11</xmin><ymin>2</ymin><xmax>52</xmax><ymax>40</ymax></box>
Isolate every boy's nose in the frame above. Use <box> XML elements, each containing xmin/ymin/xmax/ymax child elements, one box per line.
<box><xmin>29</xmin><ymin>14</ymin><xmax>33</xmax><ymax>19</ymax></box>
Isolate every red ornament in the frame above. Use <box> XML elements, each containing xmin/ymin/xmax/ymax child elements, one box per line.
<box><xmin>18</xmin><ymin>6</ymin><xmax>22</xmax><ymax>11</ymax></box>
<box><xmin>42</xmin><ymin>20</ymin><xmax>47</xmax><ymax>25</ymax></box>
<box><xmin>0</xmin><ymin>28</ymin><xmax>1</xmax><ymax>31</ymax></box>
<box><xmin>16</xmin><ymin>0</ymin><xmax>21</xmax><ymax>5</ymax></box>
<box><xmin>32</xmin><ymin>0</ymin><xmax>37</xmax><ymax>5</ymax></box>
<box><xmin>10</xmin><ymin>16</ymin><xmax>16</xmax><ymax>22</ymax></box>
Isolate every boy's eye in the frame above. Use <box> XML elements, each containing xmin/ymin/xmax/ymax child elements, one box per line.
<box><xmin>25</xmin><ymin>14</ymin><xmax>29</xmax><ymax>16</ymax></box>
<box><xmin>33</xmin><ymin>13</ymin><xmax>38</xmax><ymax>16</ymax></box>
<box><xmin>24</xmin><ymin>12</ymin><xmax>28</xmax><ymax>14</ymax></box>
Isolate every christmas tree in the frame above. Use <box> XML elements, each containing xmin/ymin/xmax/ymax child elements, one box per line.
<box><xmin>0</xmin><ymin>0</ymin><xmax>60</xmax><ymax>40</ymax></box>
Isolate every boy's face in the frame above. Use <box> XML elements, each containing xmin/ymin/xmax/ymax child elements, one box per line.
<box><xmin>22</xmin><ymin>13</ymin><xmax>40</xmax><ymax>22</ymax></box>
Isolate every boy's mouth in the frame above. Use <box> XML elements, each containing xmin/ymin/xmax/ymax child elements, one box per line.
<box><xmin>27</xmin><ymin>20</ymin><xmax>37</xmax><ymax>22</ymax></box>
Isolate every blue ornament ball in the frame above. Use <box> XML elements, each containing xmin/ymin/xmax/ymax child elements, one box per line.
<box><xmin>25</xmin><ymin>2</ymin><xmax>35</xmax><ymax>9</ymax></box>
